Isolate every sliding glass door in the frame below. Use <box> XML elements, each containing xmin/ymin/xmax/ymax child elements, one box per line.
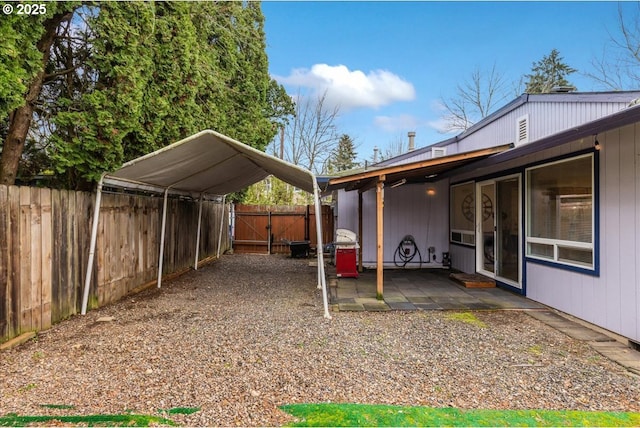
<box><xmin>476</xmin><ymin>175</ymin><xmax>521</xmax><ymax>288</ymax></box>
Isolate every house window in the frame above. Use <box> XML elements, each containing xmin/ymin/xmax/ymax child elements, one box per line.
<box><xmin>450</xmin><ymin>182</ymin><xmax>475</xmax><ymax>246</ymax></box>
<box><xmin>525</xmin><ymin>154</ymin><xmax>594</xmax><ymax>269</ymax></box>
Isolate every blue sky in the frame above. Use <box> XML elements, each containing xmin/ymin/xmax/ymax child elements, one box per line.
<box><xmin>262</xmin><ymin>1</ymin><xmax>637</xmax><ymax>163</ymax></box>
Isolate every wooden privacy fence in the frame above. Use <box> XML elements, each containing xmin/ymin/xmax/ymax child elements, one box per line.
<box><xmin>233</xmin><ymin>204</ymin><xmax>334</xmax><ymax>254</ymax></box>
<box><xmin>0</xmin><ymin>184</ymin><xmax>229</xmax><ymax>344</ymax></box>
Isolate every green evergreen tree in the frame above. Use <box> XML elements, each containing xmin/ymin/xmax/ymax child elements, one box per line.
<box><xmin>327</xmin><ymin>134</ymin><xmax>359</xmax><ymax>173</ymax></box>
<box><xmin>0</xmin><ymin>2</ymin><xmax>80</xmax><ymax>185</ymax></box>
<box><xmin>525</xmin><ymin>49</ymin><xmax>577</xmax><ymax>93</ymax></box>
<box><xmin>1</xmin><ymin>1</ymin><xmax>291</xmax><ymax>190</ymax></box>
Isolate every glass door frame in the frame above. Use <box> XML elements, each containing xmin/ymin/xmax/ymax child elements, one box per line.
<box><xmin>475</xmin><ymin>174</ymin><xmax>522</xmax><ymax>289</ymax></box>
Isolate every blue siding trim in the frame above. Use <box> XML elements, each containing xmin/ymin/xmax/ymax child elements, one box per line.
<box><xmin>520</xmin><ymin>172</ymin><xmax>527</xmax><ymax>296</ymax></box>
<box><xmin>525</xmin><ymin>256</ymin><xmax>599</xmax><ymax>276</ymax></box>
<box><xmin>593</xmin><ymin>149</ymin><xmax>601</xmax><ymax>276</ymax></box>
<box><xmin>496</xmin><ymin>280</ymin><xmax>525</xmax><ymax>295</ymax></box>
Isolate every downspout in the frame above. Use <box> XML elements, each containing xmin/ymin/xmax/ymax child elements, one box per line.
<box><xmin>157</xmin><ymin>188</ymin><xmax>170</xmax><ymax>288</ymax></box>
<box><xmin>194</xmin><ymin>193</ymin><xmax>204</xmax><ymax>270</ymax></box>
<box><xmin>81</xmin><ymin>173</ymin><xmax>107</xmax><ymax>315</ymax></box>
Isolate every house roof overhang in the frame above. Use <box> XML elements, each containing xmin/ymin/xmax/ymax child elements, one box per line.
<box><xmin>451</xmin><ymin>102</ymin><xmax>640</xmax><ymax>174</ymax></box>
<box><xmin>327</xmin><ymin>144</ymin><xmax>513</xmax><ymax>192</ymax></box>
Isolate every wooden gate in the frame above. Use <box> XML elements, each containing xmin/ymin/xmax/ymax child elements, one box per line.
<box><xmin>232</xmin><ymin>204</ymin><xmax>333</xmax><ymax>255</ymax></box>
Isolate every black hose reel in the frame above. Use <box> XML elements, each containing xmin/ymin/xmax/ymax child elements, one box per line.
<box><xmin>394</xmin><ymin>235</ymin><xmax>423</xmax><ymax>268</ymax></box>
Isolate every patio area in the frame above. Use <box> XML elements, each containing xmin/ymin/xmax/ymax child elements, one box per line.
<box><xmin>328</xmin><ymin>267</ymin><xmax>547</xmax><ymax>312</ymax></box>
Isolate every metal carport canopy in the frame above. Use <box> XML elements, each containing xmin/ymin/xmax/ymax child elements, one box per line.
<box><xmin>81</xmin><ymin>130</ymin><xmax>330</xmax><ymax>318</ymax></box>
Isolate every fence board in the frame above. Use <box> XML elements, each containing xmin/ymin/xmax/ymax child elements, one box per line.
<box><xmin>40</xmin><ymin>188</ymin><xmax>52</xmax><ymax>330</ymax></box>
<box><xmin>29</xmin><ymin>187</ymin><xmax>43</xmax><ymax>331</ymax></box>
<box><xmin>8</xmin><ymin>186</ymin><xmax>20</xmax><ymax>337</ymax></box>
<box><xmin>0</xmin><ymin>185</ymin><xmax>8</xmax><ymax>338</ymax></box>
<box><xmin>19</xmin><ymin>186</ymin><xmax>31</xmax><ymax>330</ymax></box>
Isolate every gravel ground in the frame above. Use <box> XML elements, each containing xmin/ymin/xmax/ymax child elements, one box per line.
<box><xmin>1</xmin><ymin>254</ymin><xmax>639</xmax><ymax>426</ymax></box>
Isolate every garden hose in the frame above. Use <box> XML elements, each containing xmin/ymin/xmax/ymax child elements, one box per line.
<box><xmin>393</xmin><ymin>235</ymin><xmax>422</xmax><ymax>268</ymax></box>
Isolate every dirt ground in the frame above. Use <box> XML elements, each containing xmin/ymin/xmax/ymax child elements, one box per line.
<box><xmin>1</xmin><ymin>254</ymin><xmax>638</xmax><ymax>426</ymax></box>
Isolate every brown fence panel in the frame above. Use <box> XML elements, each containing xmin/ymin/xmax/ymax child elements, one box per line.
<box><xmin>233</xmin><ymin>204</ymin><xmax>333</xmax><ymax>255</ymax></box>
<box><xmin>0</xmin><ymin>184</ymin><xmax>230</xmax><ymax>344</ymax></box>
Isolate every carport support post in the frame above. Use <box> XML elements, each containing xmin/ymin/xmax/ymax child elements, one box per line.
<box><xmin>217</xmin><ymin>195</ymin><xmax>226</xmax><ymax>258</ymax></box>
<box><xmin>376</xmin><ymin>177</ymin><xmax>385</xmax><ymax>300</ymax></box>
<box><xmin>81</xmin><ymin>173</ymin><xmax>106</xmax><ymax>315</ymax></box>
<box><xmin>194</xmin><ymin>193</ymin><xmax>204</xmax><ymax>270</ymax></box>
<box><xmin>358</xmin><ymin>191</ymin><xmax>363</xmax><ymax>273</ymax></box>
<box><xmin>157</xmin><ymin>188</ymin><xmax>169</xmax><ymax>288</ymax></box>
<box><xmin>313</xmin><ymin>180</ymin><xmax>331</xmax><ymax>319</ymax></box>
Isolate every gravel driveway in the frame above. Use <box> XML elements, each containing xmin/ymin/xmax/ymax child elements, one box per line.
<box><xmin>1</xmin><ymin>254</ymin><xmax>638</xmax><ymax>426</ymax></box>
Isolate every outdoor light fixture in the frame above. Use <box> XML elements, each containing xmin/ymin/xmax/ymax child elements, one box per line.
<box><xmin>390</xmin><ymin>178</ymin><xmax>407</xmax><ymax>188</ymax></box>
<box><xmin>594</xmin><ymin>136</ymin><xmax>601</xmax><ymax>151</ymax></box>
<box><xmin>426</xmin><ymin>187</ymin><xmax>436</xmax><ymax>196</ymax></box>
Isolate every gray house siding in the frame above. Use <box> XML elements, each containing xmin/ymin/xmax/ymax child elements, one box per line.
<box><xmin>335</xmin><ymin>180</ymin><xmax>450</xmax><ymax>268</ymax></box>
<box><xmin>449</xmin><ymin>123</ymin><xmax>640</xmax><ymax>343</ymax></box>
<box><xmin>381</xmin><ymin>93</ymin><xmax>639</xmax><ymax>167</ymax></box>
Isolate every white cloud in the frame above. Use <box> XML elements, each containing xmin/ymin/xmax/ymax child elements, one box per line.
<box><xmin>275</xmin><ymin>64</ymin><xmax>415</xmax><ymax>110</ymax></box>
<box><xmin>374</xmin><ymin>114</ymin><xmax>420</xmax><ymax>132</ymax></box>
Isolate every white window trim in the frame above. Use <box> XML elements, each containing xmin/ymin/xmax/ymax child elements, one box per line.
<box><xmin>450</xmin><ymin>229</ymin><xmax>475</xmax><ymax>246</ymax></box>
<box><xmin>525</xmin><ymin>153</ymin><xmax>595</xmax><ymax>269</ymax></box>
<box><xmin>450</xmin><ymin>181</ymin><xmax>476</xmax><ymax>246</ymax></box>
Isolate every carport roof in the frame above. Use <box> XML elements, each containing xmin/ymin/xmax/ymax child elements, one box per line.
<box><xmin>327</xmin><ymin>144</ymin><xmax>512</xmax><ymax>192</ymax></box>
<box><xmin>103</xmin><ymin>129</ymin><xmax>317</xmax><ymax>196</ymax></box>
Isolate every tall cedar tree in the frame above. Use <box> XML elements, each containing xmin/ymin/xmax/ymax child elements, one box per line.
<box><xmin>1</xmin><ymin>2</ymin><xmax>291</xmax><ymax>190</ymax></box>
<box><xmin>0</xmin><ymin>2</ymin><xmax>79</xmax><ymax>185</ymax></box>
<box><xmin>525</xmin><ymin>49</ymin><xmax>577</xmax><ymax>94</ymax></box>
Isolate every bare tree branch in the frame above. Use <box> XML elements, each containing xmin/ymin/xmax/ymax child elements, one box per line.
<box><xmin>586</xmin><ymin>3</ymin><xmax>640</xmax><ymax>90</ymax></box>
<box><xmin>438</xmin><ymin>63</ymin><xmax>509</xmax><ymax>132</ymax></box>
<box><xmin>282</xmin><ymin>90</ymin><xmax>340</xmax><ymax>174</ymax></box>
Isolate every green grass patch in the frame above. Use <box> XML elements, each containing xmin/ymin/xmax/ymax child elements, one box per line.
<box><xmin>280</xmin><ymin>403</ymin><xmax>640</xmax><ymax>427</ymax></box>
<box><xmin>444</xmin><ymin>311</ymin><xmax>487</xmax><ymax>328</ymax></box>
<box><xmin>0</xmin><ymin>413</ymin><xmax>177</xmax><ymax>427</ymax></box>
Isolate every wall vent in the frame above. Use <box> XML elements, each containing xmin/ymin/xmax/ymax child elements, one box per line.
<box><xmin>516</xmin><ymin>114</ymin><xmax>529</xmax><ymax>145</ymax></box>
<box><xmin>431</xmin><ymin>147</ymin><xmax>447</xmax><ymax>158</ymax></box>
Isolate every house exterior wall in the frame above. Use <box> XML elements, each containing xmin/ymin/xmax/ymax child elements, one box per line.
<box><xmin>454</xmin><ymin>99</ymin><xmax>633</xmax><ymax>155</ymax></box>
<box><xmin>335</xmin><ymin>180</ymin><xmax>450</xmax><ymax>268</ymax></box>
<box><xmin>449</xmin><ymin>123</ymin><xmax>640</xmax><ymax>343</ymax></box>
<box><xmin>332</xmin><ymin>93</ymin><xmax>640</xmax><ymax>344</ymax></box>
